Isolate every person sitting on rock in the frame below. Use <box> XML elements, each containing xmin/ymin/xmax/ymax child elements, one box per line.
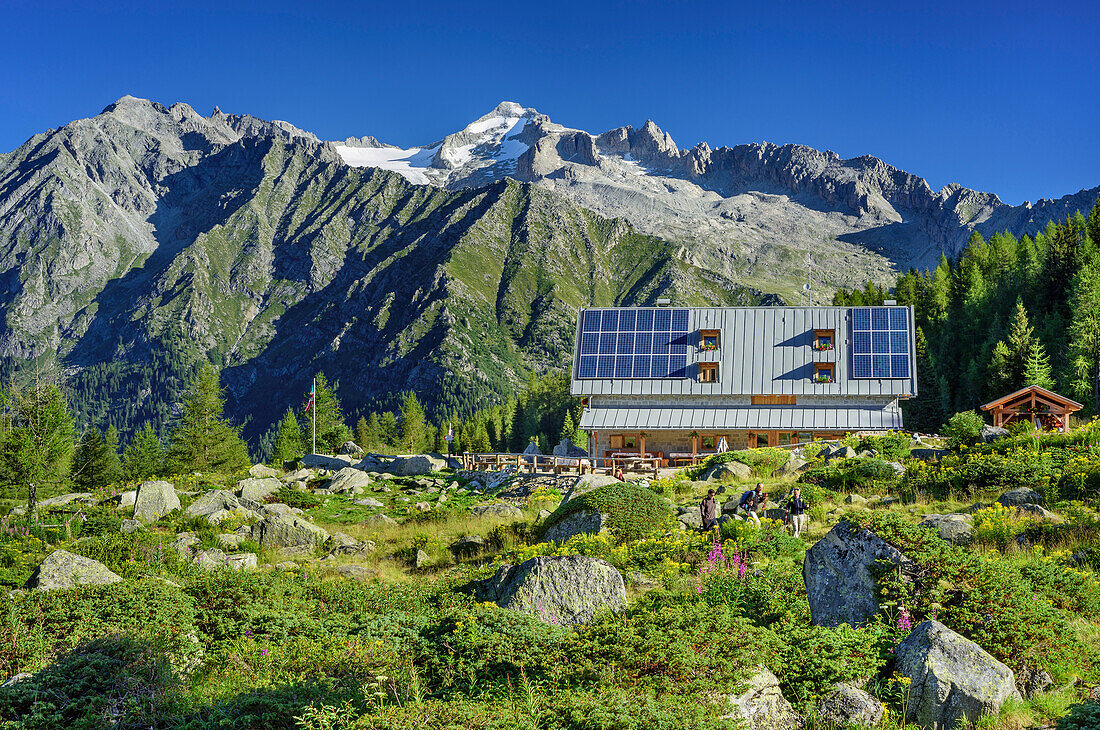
<box><xmin>786</xmin><ymin>487</ymin><xmax>809</xmax><ymax>538</ymax></box>
<box><xmin>700</xmin><ymin>489</ymin><xmax>719</xmax><ymax>532</ymax></box>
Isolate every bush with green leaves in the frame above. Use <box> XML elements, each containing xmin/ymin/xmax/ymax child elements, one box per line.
<box><xmin>847</xmin><ymin>511</ymin><xmax>1075</xmax><ymax>669</ymax></box>
<box><xmin>1056</xmin><ymin>702</ymin><xmax>1100</xmax><ymax>730</ymax></box>
<box><xmin>686</xmin><ymin>448</ymin><xmax>790</xmax><ymax>479</ymax></box>
<box><xmin>798</xmin><ymin>457</ymin><xmax>901</xmax><ymax>494</ymax></box>
<box><xmin>941</xmin><ymin>410</ymin><xmax>987</xmax><ymax>449</ymax></box>
<box><xmin>539</xmin><ymin>483</ymin><xmax>673</xmax><ymax>542</ymax></box>
<box><xmin>0</xmin><ymin>636</ymin><xmax>175</xmax><ymax>729</ymax></box>
<box><xmin>858</xmin><ymin>431</ymin><xmax>911</xmax><ymax>460</ymax></box>
<box><xmin>266</xmin><ymin>487</ymin><xmax>320</xmax><ymax>509</ymax></box>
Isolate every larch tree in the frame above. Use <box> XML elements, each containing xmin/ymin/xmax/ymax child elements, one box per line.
<box><xmin>0</xmin><ymin>373</ymin><xmax>75</xmax><ymax>511</ymax></box>
<box><xmin>123</xmin><ymin>423</ymin><xmax>165</xmax><ymax>481</ymax></box>
<box><xmin>271</xmin><ymin>408</ymin><xmax>303</xmax><ymax>466</ymax></box>
<box><xmin>1068</xmin><ymin>262</ymin><xmax>1100</xmax><ymax>412</ymax></box>
<box><xmin>301</xmin><ymin>374</ymin><xmax>350</xmax><ymax>454</ymax></box>
<box><xmin>165</xmin><ymin>363</ymin><xmax>250</xmax><ymax>474</ymax></box>
<box><xmin>400</xmin><ymin>391</ymin><xmax>427</xmax><ymax>453</ymax></box>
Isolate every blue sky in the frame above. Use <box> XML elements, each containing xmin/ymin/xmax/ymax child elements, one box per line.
<box><xmin>2</xmin><ymin>0</ymin><xmax>1096</xmax><ymax>205</ymax></box>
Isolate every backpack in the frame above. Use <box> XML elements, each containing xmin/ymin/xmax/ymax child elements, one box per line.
<box><xmin>739</xmin><ymin>490</ymin><xmax>755</xmax><ymax>507</ymax></box>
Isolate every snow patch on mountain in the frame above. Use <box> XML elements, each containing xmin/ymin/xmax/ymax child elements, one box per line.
<box><xmin>334</xmin><ymin>144</ymin><xmax>435</xmax><ymax>184</ymax></box>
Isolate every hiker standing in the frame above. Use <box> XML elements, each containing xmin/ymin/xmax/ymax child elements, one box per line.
<box><xmin>786</xmin><ymin>487</ymin><xmax>809</xmax><ymax>538</ymax></box>
<box><xmin>700</xmin><ymin>489</ymin><xmax>719</xmax><ymax>532</ymax></box>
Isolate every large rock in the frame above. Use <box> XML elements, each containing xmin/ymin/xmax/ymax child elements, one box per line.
<box><xmin>470</xmin><ymin>503</ymin><xmax>524</xmax><ymax>520</ymax></box>
<box><xmin>721</xmin><ymin>666</ymin><xmax>800</xmax><ymax>730</ymax></box>
<box><xmin>803</xmin><ymin>520</ymin><xmax>910</xmax><ymax>627</ymax></box>
<box><xmin>192</xmin><ymin>549</ymin><xmax>258</xmax><ymax>571</ymax></box>
<box><xmin>980</xmin><ymin>425</ymin><xmax>1010</xmax><ymax>443</ymax></box>
<box><xmin>826</xmin><ymin>445</ymin><xmax>857</xmax><ymax>461</ymax></box>
<box><xmin>700</xmin><ymin>460</ymin><xmax>752</xmax><ymax>482</ymax></box>
<box><xmin>449</xmin><ymin>534</ymin><xmax>486</xmax><ymax>558</ymax></box>
<box><xmin>541</xmin><ymin>509</ymin><xmax>608</xmax><ymax>543</ymax></box>
<box><xmin>910</xmin><ymin>448</ymin><xmax>949</xmax><ymax>462</ymax></box>
<box><xmin>919</xmin><ymin>514</ymin><xmax>974</xmax><ymax>545</ymax></box>
<box><xmin>133</xmin><ymin>481</ymin><xmax>180</xmax><ymax>522</ymax></box>
<box><xmin>325</xmin><ymin>467</ymin><xmax>372</xmax><ymax>494</ymax></box>
<box><xmin>301</xmin><ymin>453</ymin><xmax>357</xmax><ymax>470</ymax></box>
<box><xmin>774</xmin><ymin>456</ymin><xmax>808</xmax><ymax>476</ymax></box>
<box><xmin>25</xmin><ymin>550</ymin><xmax>122</xmax><ymax>591</ymax></box>
<box><xmin>248</xmin><ymin>464</ymin><xmax>280</xmax><ymax>479</ymax></box>
<box><xmin>185</xmin><ymin>490</ymin><xmax>263</xmax><ymax>527</ymax></box>
<box><xmin>361</xmin><ymin>513</ymin><xmax>398</xmax><ymax>527</ymax></box>
<box><xmin>997</xmin><ymin>488</ymin><xmax>1044</xmax><ymax>508</ymax></box>
<box><xmin>237</xmin><ymin>477</ymin><xmax>282</xmax><ymax>502</ymax></box>
<box><xmin>552</xmin><ymin>439</ymin><xmax>589</xmax><ymax>458</ymax></box>
<box><xmin>816</xmin><ymin>683</ymin><xmax>884</xmax><ymax>727</ymax></box>
<box><xmin>387</xmin><ymin>454</ymin><xmax>448</xmax><ymax>476</ymax></box>
<box><xmin>252</xmin><ymin>506</ymin><xmax>330</xmax><ymax>549</ymax></box>
<box><xmin>896</xmin><ymin>620</ymin><xmax>1021</xmax><ymax>730</ymax></box>
<box><xmin>480</xmin><ymin>555</ymin><xmax>625</xmax><ymax>625</ymax></box>
<box><xmin>339</xmin><ymin>440</ymin><xmax>364</xmax><ymax>456</ymax></box>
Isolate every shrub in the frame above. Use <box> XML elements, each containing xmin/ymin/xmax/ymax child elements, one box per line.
<box><xmin>686</xmin><ymin>448</ymin><xmax>790</xmax><ymax>479</ymax></box>
<box><xmin>0</xmin><ymin>636</ymin><xmax>176</xmax><ymax>729</ymax></box>
<box><xmin>847</xmin><ymin>512</ymin><xmax>1073</xmax><ymax>668</ymax></box>
<box><xmin>78</xmin><ymin>507</ymin><xmax>123</xmax><ymax>538</ymax></box>
<box><xmin>942</xmin><ymin>410</ymin><xmax>986</xmax><ymax>449</ymax></box>
<box><xmin>798</xmin><ymin>458</ymin><xmax>900</xmax><ymax>493</ymax></box>
<box><xmin>1057</xmin><ymin>702</ymin><xmax>1100</xmax><ymax>730</ymax></box>
<box><xmin>539</xmin><ymin>483</ymin><xmax>673</xmax><ymax>542</ymax></box>
<box><xmin>859</xmin><ymin>431</ymin><xmax>911</xmax><ymax>460</ymax></box>
<box><xmin>267</xmin><ymin>488</ymin><xmax>320</xmax><ymax>509</ymax></box>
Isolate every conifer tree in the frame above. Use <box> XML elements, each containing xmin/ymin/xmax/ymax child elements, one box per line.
<box><xmin>165</xmin><ymin>363</ymin><xmax>250</xmax><ymax>474</ymax></box>
<box><xmin>271</xmin><ymin>408</ymin><xmax>303</xmax><ymax>466</ymax></box>
<box><xmin>123</xmin><ymin>423</ymin><xmax>164</xmax><ymax>481</ymax></box>
<box><xmin>1022</xmin><ymin>342</ymin><xmax>1054</xmax><ymax>390</ymax></box>
<box><xmin>72</xmin><ymin>424</ymin><xmax>122</xmax><ymax>489</ymax></box>
<box><xmin>355</xmin><ymin>416</ymin><xmax>372</xmax><ymax>451</ymax></box>
<box><xmin>301</xmin><ymin>374</ymin><xmax>350</xmax><ymax>454</ymax></box>
<box><xmin>400</xmin><ymin>391</ymin><xmax>427</xmax><ymax>453</ymax></box>
<box><xmin>0</xmin><ymin>373</ymin><xmax>75</xmax><ymax>510</ymax></box>
<box><xmin>378</xmin><ymin>412</ymin><xmax>399</xmax><ymax>449</ymax></box>
<box><xmin>558</xmin><ymin>410</ymin><xmax>575</xmax><ymax>446</ymax></box>
<box><xmin>1068</xmin><ymin>262</ymin><xmax>1100</xmax><ymax>411</ymax></box>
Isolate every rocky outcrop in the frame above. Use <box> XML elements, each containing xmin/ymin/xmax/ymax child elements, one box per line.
<box><xmin>803</xmin><ymin>520</ymin><xmax>910</xmax><ymax>627</ymax></box>
<box><xmin>25</xmin><ymin>550</ymin><xmax>123</xmax><ymax>591</ymax></box>
<box><xmin>919</xmin><ymin>514</ymin><xmax>974</xmax><ymax>545</ymax></box>
<box><xmin>325</xmin><ymin>468</ymin><xmax>372</xmax><ymax>494</ymax></box>
<box><xmin>9</xmin><ymin>492</ymin><xmax>95</xmax><ymax>516</ymax></box>
<box><xmin>997</xmin><ymin>488</ymin><xmax>1044</xmax><ymax>507</ymax></box>
<box><xmin>980</xmin><ymin>425</ymin><xmax>1010</xmax><ymax>443</ymax></box>
<box><xmin>301</xmin><ymin>454</ymin><xmax>357</xmax><ymax>471</ymax></box>
<box><xmin>721</xmin><ymin>666</ymin><xmax>800</xmax><ymax>730</ymax></box>
<box><xmin>816</xmin><ymin>683</ymin><xmax>884</xmax><ymax>727</ymax></box>
<box><xmin>480</xmin><ymin>555</ymin><xmax>626</xmax><ymax>625</ymax></box>
<box><xmin>252</xmin><ymin>506</ymin><xmax>329</xmax><ymax>549</ymax></box>
<box><xmin>133</xmin><ymin>481</ymin><xmax>180</xmax><ymax>522</ymax></box>
<box><xmin>551</xmin><ymin>439</ymin><xmax>588</xmax><ymax>458</ymax></box>
<box><xmin>248</xmin><ymin>464</ymin><xmax>280</xmax><ymax>479</ymax></box>
<box><xmin>540</xmin><ymin>510</ymin><xmax>608</xmax><ymax>544</ymax></box>
<box><xmin>237</xmin><ymin>477</ymin><xmax>281</xmax><ymax>502</ymax></box>
<box><xmin>387</xmin><ymin>454</ymin><xmax>448</xmax><ymax>476</ymax></box>
<box><xmin>896</xmin><ymin>621</ymin><xmax>1021</xmax><ymax>729</ymax></box>
<box><xmin>699</xmin><ymin>461</ymin><xmax>752</xmax><ymax>482</ymax></box>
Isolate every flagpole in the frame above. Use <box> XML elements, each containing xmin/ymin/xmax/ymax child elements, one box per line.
<box><xmin>312</xmin><ymin>377</ymin><xmax>317</xmax><ymax>454</ymax></box>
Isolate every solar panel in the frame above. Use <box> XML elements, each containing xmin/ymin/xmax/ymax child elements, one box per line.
<box><xmin>852</xmin><ymin>307</ymin><xmax>910</xmax><ymax>378</ymax></box>
<box><xmin>575</xmin><ymin>307</ymin><xmax>692</xmax><ymax>378</ymax></box>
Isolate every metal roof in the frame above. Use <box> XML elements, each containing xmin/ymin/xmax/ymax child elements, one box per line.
<box><xmin>570</xmin><ymin>306</ymin><xmax>917</xmax><ymax>398</ymax></box>
<box><xmin>578</xmin><ymin>402</ymin><xmax>904</xmax><ymax>431</ymax></box>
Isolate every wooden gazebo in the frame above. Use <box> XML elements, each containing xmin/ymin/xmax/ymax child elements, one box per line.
<box><xmin>980</xmin><ymin>385</ymin><xmax>1083</xmax><ymax>433</ymax></box>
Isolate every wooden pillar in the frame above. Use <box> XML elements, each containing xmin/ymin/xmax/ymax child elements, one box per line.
<box><xmin>639</xmin><ymin>433</ymin><xmax>646</xmax><ymax>457</ymax></box>
<box><xmin>692</xmin><ymin>433</ymin><xmax>697</xmax><ymax>456</ymax></box>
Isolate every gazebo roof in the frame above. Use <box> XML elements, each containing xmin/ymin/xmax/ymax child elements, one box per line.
<box><xmin>980</xmin><ymin>385</ymin><xmax>1084</xmax><ymax>412</ymax></box>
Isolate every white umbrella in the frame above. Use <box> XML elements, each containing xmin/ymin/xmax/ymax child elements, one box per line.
<box><xmin>716</xmin><ymin>436</ymin><xmax>729</xmax><ymax>453</ymax></box>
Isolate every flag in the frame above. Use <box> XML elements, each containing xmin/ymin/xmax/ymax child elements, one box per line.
<box><xmin>305</xmin><ymin>381</ymin><xmax>315</xmax><ymax>413</ymax></box>
<box><xmin>446</xmin><ymin>426</ymin><xmax>453</xmax><ymax>442</ymax></box>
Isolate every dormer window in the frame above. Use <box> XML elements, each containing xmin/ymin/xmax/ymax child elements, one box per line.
<box><xmin>814</xmin><ymin>329</ymin><xmax>835</xmax><ymax>351</ymax></box>
<box><xmin>700</xmin><ymin>330</ymin><xmax>720</xmax><ymax>351</ymax></box>
<box><xmin>814</xmin><ymin>363</ymin><xmax>835</xmax><ymax>383</ymax></box>
<box><xmin>699</xmin><ymin>362</ymin><xmax>718</xmax><ymax>383</ymax></box>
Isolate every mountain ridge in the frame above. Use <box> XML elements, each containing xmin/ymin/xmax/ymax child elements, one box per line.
<box><xmin>0</xmin><ymin>95</ymin><xmax>1096</xmax><ymax>448</ymax></box>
